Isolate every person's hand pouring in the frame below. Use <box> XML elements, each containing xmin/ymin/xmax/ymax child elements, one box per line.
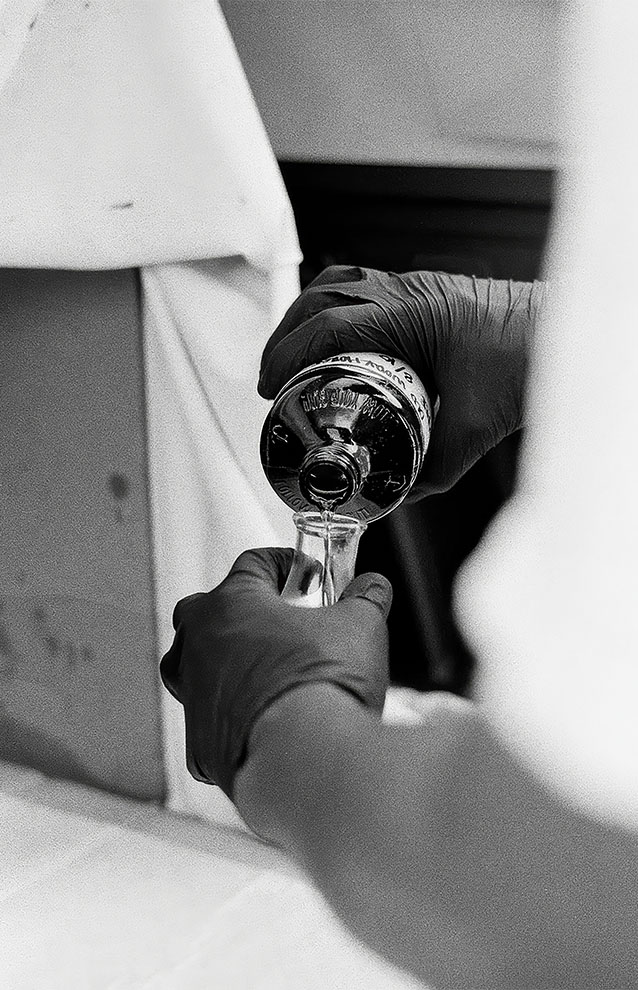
<box><xmin>259</xmin><ymin>265</ymin><xmax>546</xmax><ymax>496</ymax></box>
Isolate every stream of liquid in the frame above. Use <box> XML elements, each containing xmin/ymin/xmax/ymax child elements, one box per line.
<box><xmin>320</xmin><ymin>507</ymin><xmax>335</xmax><ymax>607</ymax></box>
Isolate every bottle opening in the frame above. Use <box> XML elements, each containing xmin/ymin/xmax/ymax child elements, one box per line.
<box><xmin>305</xmin><ymin>462</ymin><xmax>351</xmax><ymax>502</ymax></box>
<box><xmin>299</xmin><ymin>443</ymin><xmax>364</xmax><ymax>509</ymax></box>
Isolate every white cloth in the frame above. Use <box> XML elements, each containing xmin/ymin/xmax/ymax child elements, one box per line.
<box><xmin>455</xmin><ymin>1</ymin><xmax>638</xmax><ymax>831</ymax></box>
<box><xmin>0</xmin><ymin>759</ymin><xmax>427</xmax><ymax>989</ymax></box>
<box><xmin>142</xmin><ymin>258</ymin><xmax>299</xmax><ymax>821</ymax></box>
<box><xmin>0</xmin><ymin>0</ymin><xmax>299</xmax><ymax>271</ymax></box>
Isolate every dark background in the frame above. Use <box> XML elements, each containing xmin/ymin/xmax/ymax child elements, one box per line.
<box><xmin>278</xmin><ymin>162</ymin><xmax>555</xmax><ymax>696</ymax></box>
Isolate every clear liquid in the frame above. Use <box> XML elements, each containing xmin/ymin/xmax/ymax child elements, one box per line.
<box><xmin>320</xmin><ymin>508</ymin><xmax>334</xmax><ymax>606</ymax></box>
<box><xmin>282</xmin><ymin>509</ymin><xmax>364</xmax><ymax>608</ymax></box>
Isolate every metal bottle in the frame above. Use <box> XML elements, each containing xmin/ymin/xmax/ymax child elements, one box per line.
<box><xmin>260</xmin><ymin>352</ymin><xmax>433</xmax><ymax>524</ymax></box>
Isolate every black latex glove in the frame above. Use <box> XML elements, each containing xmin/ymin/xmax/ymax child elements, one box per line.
<box><xmin>259</xmin><ymin>266</ymin><xmax>547</xmax><ymax>495</ymax></box>
<box><xmin>160</xmin><ymin>548</ymin><xmax>393</xmax><ymax>799</ymax></box>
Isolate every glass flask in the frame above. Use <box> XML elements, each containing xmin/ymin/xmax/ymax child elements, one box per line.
<box><xmin>281</xmin><ymin>511</ymin><xmax>367</xmax><ymax>608</ymax></box>
<box><xmin>260</xmin><ymin>351</ymin><xmax>433</xmax><ymax>525</ymax></box>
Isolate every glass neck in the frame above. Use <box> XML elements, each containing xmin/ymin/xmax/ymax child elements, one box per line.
<box><xmin>281</xmin><ymin>511</ymin><xmax>366</xmax><ymax>608</ymax></box>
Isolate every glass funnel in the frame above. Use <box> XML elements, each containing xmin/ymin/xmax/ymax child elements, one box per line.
<box><xmin>281</xmin><ymin>511</ymin><xmax>367</xmax><ymax>608</ymax></box>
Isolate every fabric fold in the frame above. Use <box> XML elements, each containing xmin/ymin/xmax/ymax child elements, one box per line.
<box><xmin>142</xmin><ymin>258</ymin><xmax>299</xmax><ymax>819</ymax></box>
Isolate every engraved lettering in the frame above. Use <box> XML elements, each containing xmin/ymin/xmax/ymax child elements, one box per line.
<box><xmin>301</xmin><ymin>387</ymin><xmax>361</xmax><ymax>414</ymax></box>
<box><xmin>360</xmin><ymin>397</ymin><xmax>391</xmax><ymax>423</ymax></box>
<box><xmin>275</xmin><ymin>481</ymin><xmax>304</xmax><ymax>509</ymax></box>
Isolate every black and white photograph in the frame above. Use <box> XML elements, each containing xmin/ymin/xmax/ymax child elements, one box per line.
<box><xmin>1</xmin><ymin>1</ymin><xmax>636</xmax><ymax>987</ymax></box>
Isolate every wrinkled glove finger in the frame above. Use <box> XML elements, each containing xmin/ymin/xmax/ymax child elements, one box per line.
<box><xmin>304</xmin><ymin>264</ymin><xmax>367</xmax><ymax>289</ymax></box>
<box><xmin>259</xmin><ymin>267</ymin><xmax>403</xmax><ymax>380</ymax></box>
<box><xmin>259</xmin><ymin>303</ymin><xmax>412</xmax><ymax>399</ymax></box>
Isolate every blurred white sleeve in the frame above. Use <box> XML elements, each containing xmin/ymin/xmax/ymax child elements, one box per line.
<box><xmin>455</xmin><ymin>2</ymin><xmax>638</xmax><ymax>831</ymax></box>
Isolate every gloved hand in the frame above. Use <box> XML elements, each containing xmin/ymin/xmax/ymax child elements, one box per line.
<box><xmin>160</xmin><ymin>547</ymin><xmax>393</xmax><ymax>800</ymax></box>
<box><xmin>259</xmin><ymin>266</ymin><xmax>547</xmax><ymax>495</ymax></box>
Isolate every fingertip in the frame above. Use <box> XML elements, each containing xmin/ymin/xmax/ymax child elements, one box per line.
<box><xmin>340</xmin><ymin>572</ymin><xmax>393</xmax><ymax>620</ymax></box>
<box><xmin>228</xmin><ymin>547</ymin><xmax>295</xmax><ymax>593</ymax></box>
<box><xmin>171</xmin><ymin>592</ymin><xmax>207</xmax><ymax>631</ymax></box>
<box><xmin>159</xmin><ymin>635</ymin><xmax>184</xmax><ymax>701</ymax></box>
<box><xmin>307</xmin><ymin>264</ymin><xmax>365</xmax><ymax>288</ymax></box>
<box><xmin>257</xmin><ymin>372</ymin><xmax>276</xmax><ymax>400</ymax></box>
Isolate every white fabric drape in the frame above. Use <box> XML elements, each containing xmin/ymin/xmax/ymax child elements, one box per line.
<box><xmin>0</xmin><ymin>0</ymin><xmax>300</xmax><ymax>271</ymax></box>
<box><xmin>142</xmin><ymin>258</ymin><xmax>298</xmax><ymax>822</ymax></box>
